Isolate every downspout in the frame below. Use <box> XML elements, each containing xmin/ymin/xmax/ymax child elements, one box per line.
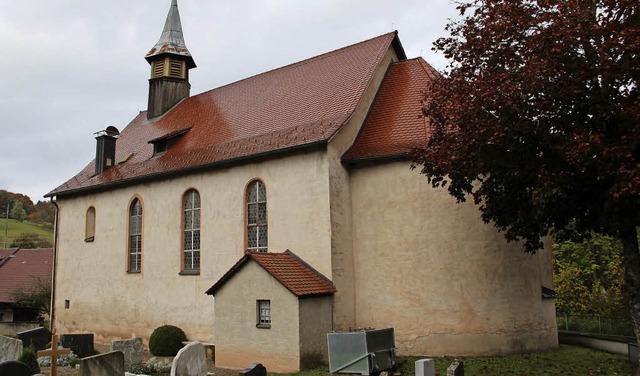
<box><xmin>49</xmin><ymin>198</ymin><xmax>59</xmax><ymax>333</ymax></box>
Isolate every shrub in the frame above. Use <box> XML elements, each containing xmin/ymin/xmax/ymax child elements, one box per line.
<box><xmin>149</xmin><ymin>325</ymin><xmax>187</xmax><ymax>356</ymax></box>
<box><xmin>19</xmin><ymin>344</ymin><xmax>40</xmax><ymax>374</ymax></box>
<box><xmin>127</xmin><ymin>363</ymin><xmax>156</xmax><ymax>374</ymax></box>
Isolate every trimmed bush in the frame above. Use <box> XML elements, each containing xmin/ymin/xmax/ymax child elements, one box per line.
<box><xmin>19</xmin><ymin>344</ymin><xmax>40</xmax><ymax>374</ymax></box>
<box><xmin>149</xmin><ymin>325</ymin><xmax>187</xmax><ymax>356</ymax></box>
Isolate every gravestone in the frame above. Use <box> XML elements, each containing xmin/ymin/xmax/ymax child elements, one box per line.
<box><xmin>17</xmin><ymin>326</ymin><xmax>52</xmax><ymax>351</ymax></box>
<box><xmin>0</xmin><ymin>360</ymin><xmax>33</xmax><ymax>376</ymax></box>
<box><xmin>0</xmin><ymin>334</ymin><xmax>23</xmax><ymax>362</ymax></box>
<box><xmin>415</xmin><ymin>358</ymin><xmax>436</xmax><ymax>376</ymax></box>
<box><xmin>110</xmin><ymin>337</ymin><xmax>143</xmax><ymax>366</ymax></box>
<box><xmin>239</xmin><ymin>363</ymin><xmax>267</xmax><ymax>376</ymax></box>
<box><xmin>446</xmin><ymin>360</ymin><xmax>464</xmax><ymax>376</ymax></box>
<box><xmin>60</xmin><ymin>333</ymin><xmax>94</xmax><ymax>358</ymax></box>
<box><xmin>80</xmin><ymin>351</ymin><xmax>125</xmax><ymax>376</ymax></box>
<box><xmin>170</xmin><ymin>341</ymin><xmax>207</xmax><ymax>376</ymax></box>
<box><xmin>629</xmin><ymin>343</ymin><xmax>638</xmax><ymax>364</ymax></box>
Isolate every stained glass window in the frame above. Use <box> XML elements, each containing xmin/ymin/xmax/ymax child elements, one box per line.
<box><xmin>128</xmin><ymin>198</ymin><xmax>142</xmax><ymax>272</ymax></box>
<box><xmin>247</xmin><ymin>181</ymin><xmax>267</xmax><ymax>252</ymax></box>
<box><xmin>183</xmin><ymin>190</ymin><xmax>201</xmax><ymax>272</ymax></box>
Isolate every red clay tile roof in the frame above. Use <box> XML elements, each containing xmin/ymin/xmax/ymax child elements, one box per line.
<box><xmin>343</xmin><ymin>58</ymin><xmax>440</xmax><ymax>162</ymax></box>
<box><xmin>206</xmin><ymin>250</ymin><xmax>336</xmax><ymax>298</ymax></box>
<box><xmin>48</xmin><ymin>32</ymin><xmax>403</xmax><ymax>197</ymax></box>
<box><xmin>0</xmin><ymin>248</ymin><xmax>53</xmax><ymax>303</ymax></box>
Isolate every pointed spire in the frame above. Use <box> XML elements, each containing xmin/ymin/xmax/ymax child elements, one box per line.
<box><xmin>145</xmin><ymin>0</ymin><xmax>196</xmax><ymax>68</ymax></box>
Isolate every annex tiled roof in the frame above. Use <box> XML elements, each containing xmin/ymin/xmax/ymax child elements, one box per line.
<box><xmin>343</xmin><ymin>58</ymin><xmax>440</xmax><ymax>162</ymax></box>
<box><xmin>48</xmin><ymin>32</ymin><xmax>402</xmax><ymax>197</ymax></box>
<box><xmin>0</xmin><ymin>248</ymin><xmax>53</xmax><ymax>303</ymax></box>
<box><xmin>206</xmin><ymin>250</ymin><xmax>336</xmax><ymax>298</ymax></box>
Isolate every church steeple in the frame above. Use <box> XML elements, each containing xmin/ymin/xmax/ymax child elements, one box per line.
<box><xmin>145</xmin><ymin>0</ymin><xmax>196</xmax><ymax>119</ymax></box>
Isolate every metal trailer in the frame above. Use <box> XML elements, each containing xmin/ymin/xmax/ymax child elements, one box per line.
<box><xmin>327</xmin><ymin>328</ymin><xmax>396</xmax><ymax>374</ymax></box>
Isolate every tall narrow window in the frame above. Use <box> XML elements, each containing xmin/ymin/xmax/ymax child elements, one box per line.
<box><xmin>183</xmin><ymin>190</ymin><xmax>201</xmax><ymax>273</ymax></box>
<box><xmin>128</xmin><ymin>198</ymin><xmax>143</xmax><ymax>273</ymax></box>
<box><xmin>85</xmin><ymin>207</ymin><xmax>96</xmax><ymax>242</ymax></box>
<box><xmin>247</xmin><ymin>180</ymin><xmax>267</xmax><ymax>252</ymax></box>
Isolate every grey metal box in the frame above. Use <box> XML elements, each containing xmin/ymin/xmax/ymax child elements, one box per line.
<box><xmin>327</xmin><ymin>328</ymin><xmax>396</xmax><ymax>374</ymax></box>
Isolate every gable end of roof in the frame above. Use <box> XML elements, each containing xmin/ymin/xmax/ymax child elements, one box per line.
<box><xmin>205</xmin><ymin>250</ymin><xmax>336</xmax><ymax>298</ymax></box>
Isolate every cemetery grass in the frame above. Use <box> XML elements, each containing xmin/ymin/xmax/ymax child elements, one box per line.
<box><xmin>279</xmin><ymin>345</ymin><xmax>635</xmax><ymax>376</ymax></box>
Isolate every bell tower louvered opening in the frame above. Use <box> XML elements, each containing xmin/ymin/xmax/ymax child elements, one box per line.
<box><xmin>150</xmin><ymin>58</ymin><xmax>187</xmax><ymax>80</ymax></box>
<box><xmin>152</xmin><ymin>60</ymin><xmax>165</xmax><ymax>78</ymax></box>
<box><xmin>169</xmin><ymin>59</ymin><xmax>185</xmax><ymax>78</ymax></box>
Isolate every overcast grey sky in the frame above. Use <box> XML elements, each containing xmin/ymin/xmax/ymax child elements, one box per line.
<box><xmin>0</xmin><ymin>0</ymin><xmax>459</xmax><ymax>203</ymax></box>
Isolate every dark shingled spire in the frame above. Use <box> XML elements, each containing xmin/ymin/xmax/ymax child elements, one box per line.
<box><xmin>145</xmin><ymin>0</ymin><xmax>196</xmax><ymax>69</ymax></box>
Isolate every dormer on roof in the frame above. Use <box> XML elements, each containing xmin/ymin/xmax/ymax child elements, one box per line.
<box><xmin>145</xmin><ymin>0</ymin><xmax>196</xmax><ymax>119</ymax></box>
<box><xmin>148</xmin><ymin>126</ymin><xmax>191</xmax><ymax>157</ymax></box>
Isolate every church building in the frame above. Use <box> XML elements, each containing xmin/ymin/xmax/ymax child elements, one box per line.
<box><xmin>47</xmin><ymin>0</ymin><xmax>557</xmax><ymax>372</ymax></box>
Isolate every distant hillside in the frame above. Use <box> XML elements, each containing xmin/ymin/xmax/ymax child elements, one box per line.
<box><xmin>0</xmin><ymin>189</ymin><xmax>55</xmax><ymax>248</ymax></box>
<box><xmin>1</xmin><ymin>219</ymin><xmax>53</xmax><ymax>248</ymax></box>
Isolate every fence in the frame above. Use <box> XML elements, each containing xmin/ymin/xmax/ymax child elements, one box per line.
<box><xmin>558</xmin><ymin>314</ymin><xmax>635</xmax><ymax>339</ymax></box>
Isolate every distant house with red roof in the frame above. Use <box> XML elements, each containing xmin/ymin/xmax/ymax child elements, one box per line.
<box><xmin>0</xmin><ymin>248</ymin><xmax>53</xmax><ymax>325</ymax></box>
<box><xmin>46</xmin><ymin>0</ymin><xmax>557</xmax><ymax>372</ymax></box>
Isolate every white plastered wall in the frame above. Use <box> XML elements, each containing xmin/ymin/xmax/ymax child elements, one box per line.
<box><xmin>298</xmin><ymin>296</ymin><xmax>333</xmax><ymax>368</ymax></box>
<box><xmin>53</xmin><ymin>150</ymin><xmax>332</xmax><ymax>344</ymax></box>
<box><xmin>348</xmin><ymin>161</ymin><xmax>558</xmax><ymax>356</ymax></box>
<box><xmin>327</xmin><ymin>44</ymin><xmax>400</xmax><ymax>331</ymax></box>
<box><xmin>213</xmin><ymin>261</ymin><xmax>300</xmax><ymax>372</ymax></box>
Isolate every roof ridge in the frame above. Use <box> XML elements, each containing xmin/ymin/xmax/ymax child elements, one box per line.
<box><xmin>415</xmin><ymin>56</ymin><xmax>441</xmax><ymax>79</ymax></box>
<box><xmin>194</xmin><ymin>31</ymin><xmax>398</xmax><ymax>98</ymax></box>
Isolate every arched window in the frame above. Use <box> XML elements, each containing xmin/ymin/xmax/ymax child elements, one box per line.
<box><xmin>246</xmin><ymin>180</ymin><xmax>267</xmax><ymax>252</ymax></box>
<box><xmin>85</xmin><ymin>206</ymin><xmax>96</xmax><ymax>242</ymax></box>
<box><xmin>128</xmin><ymin>198</ymin><xmax>143</xmax><ymax>272</ymax></box>
<box><xmin>182</xmin><ymin>190</ymin><xmax>201</xmax><ymax>273</ymax></box>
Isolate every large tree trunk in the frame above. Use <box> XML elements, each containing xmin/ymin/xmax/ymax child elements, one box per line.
<box><xmin>620</xmin><ymin>221</ymin><xmax>640</xmax><ymax>375</ymax></box>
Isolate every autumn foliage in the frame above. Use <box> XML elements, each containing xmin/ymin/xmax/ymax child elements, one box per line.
<box><xmin>411</xmin><ymin>0</ymin><xmax>639</xmax><ymax>359</ymax></box>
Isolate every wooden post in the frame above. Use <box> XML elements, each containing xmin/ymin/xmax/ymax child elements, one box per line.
<box><xmin>37</xmin><ymin>334</ymin><xmax>71</xmax><ymax>376</ymax></box>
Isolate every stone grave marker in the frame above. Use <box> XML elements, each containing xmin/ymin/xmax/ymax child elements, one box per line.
<box><xmin>0</xmin><ymin>334</ymin><xmax>23</xmax><ymax>362</ymax></box>
<box><xmin>111</xmin><ymin>337</ymin><xmax>143</xmax><ymax>367</ymax></box>
<box><xmin>415</xmin><ymin>358</ymin><xmax>435</xmax><ymax>376</ymax></box>
<box><xmin>80</xmin><ymin>351</ymin><xmax>125</xmax><ymax>376</ymax></box>
<box><xmin>37</xmin><ymin>334</ymin><xmax>71</xmax><ymax>376</ymax></box>
<box><xmin>239</xmin><ymin>363</ymin><xmax>267</xmax><ymax>376</ymax></box>
<box><xmin>629</xmin><ymin>342</ymin><xmax>638</xmax><ymax>364</ymax></box>
<box><xmin>446</xmin><ymin>360</ymin><xmax>464</xmax><ymax>376</ymax></box>
<box><xmin>170</xmin><ymin>341</ymin><xmax>207</xmax><ymax>376</ymax></box>
<box><xmin>17</xmin><ymin>326</ymin><xmax>52</xmax><ymax>351</ymax></box>
<box><xmin>60</xmin><ymin>333</ymin><xmax>94</xmax><ymax>358</ymax></box>
<box><xmin>0</xmin><ymin>360</ymin><xmax>33</xmax><ymax>376</ymax></box>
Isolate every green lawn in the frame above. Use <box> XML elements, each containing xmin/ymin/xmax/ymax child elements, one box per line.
<box><xmin>0</xmin><ymin>218</ymin><xmax>53</xmax><ymax>248</ymax></box>
<box><xmin>278</xmin><ymin>345</ymin><xmax>635</xmax><ymax>376</ymax></box>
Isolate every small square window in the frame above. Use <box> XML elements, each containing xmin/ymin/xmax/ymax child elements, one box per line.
<box><xmin>257</xmin><ymin>300</ymin><xmax>271</xmax><ymax>328</ymax></box>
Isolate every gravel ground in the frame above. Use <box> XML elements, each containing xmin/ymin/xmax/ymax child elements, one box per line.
<box><xmin>38</xmin><ymin>343</ymin><xmax>238</xmax><ymax>376</ymax></box>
